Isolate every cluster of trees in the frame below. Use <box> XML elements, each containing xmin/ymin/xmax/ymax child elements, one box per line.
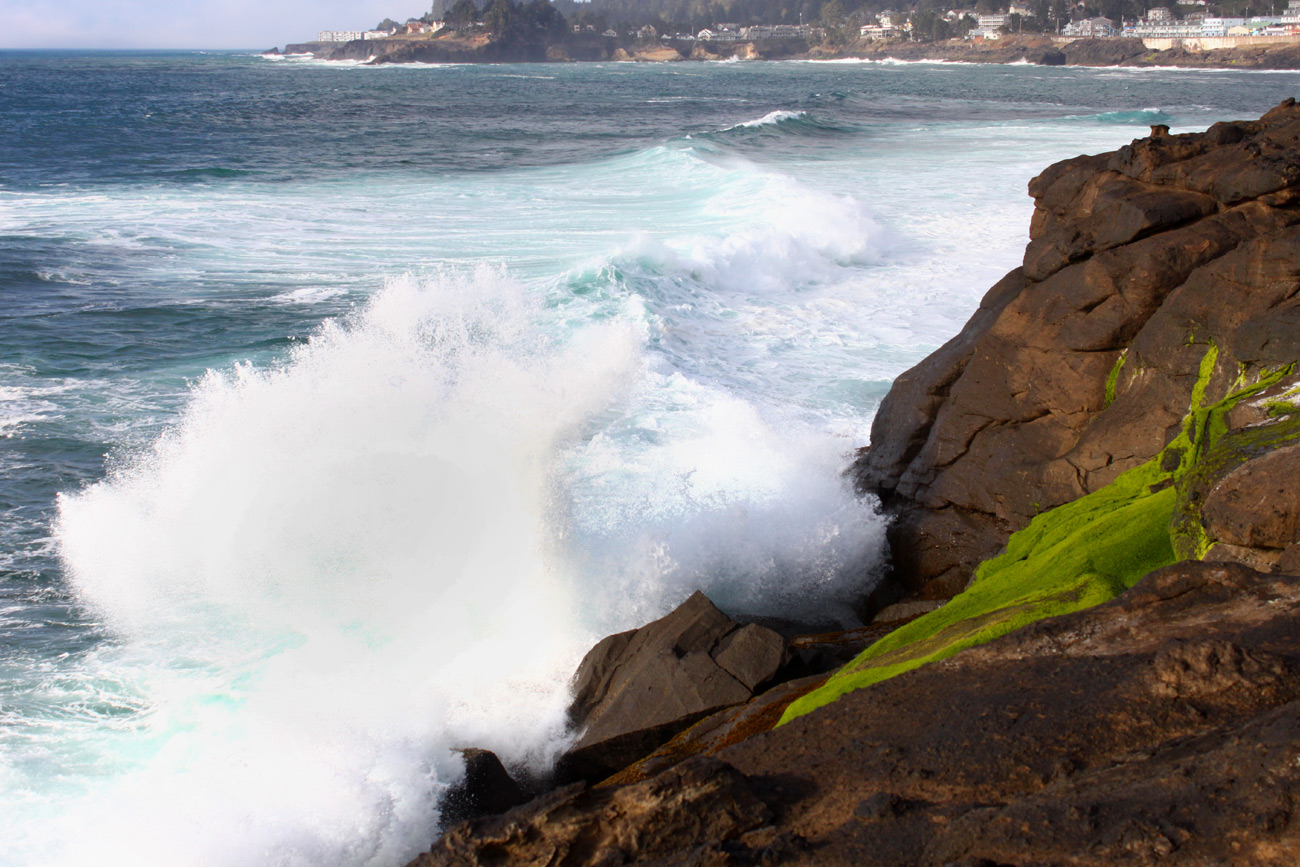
<box><xmin>551</xmin><ymin>0</ymin><xmax>826</xmax><ymax>34</ymax></box>
<box><xmin>374</xmin><ymin>0</ymin><xmax>570</xmax><ymax>41</ymax></box>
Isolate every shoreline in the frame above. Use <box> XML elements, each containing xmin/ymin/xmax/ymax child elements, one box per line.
<box><xmin>409</xmin><ymin>99</ymin><xmax>1300</xmax><ymax>866</ymax></box>
<box><xmin>273</xmin><ymin>34</ymin><xmax>1300</xmax><ymax>70</ymax></box>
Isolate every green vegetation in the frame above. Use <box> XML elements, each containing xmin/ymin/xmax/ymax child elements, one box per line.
<box><xmin>780</xmin><ymin>346</ymin><xmax>1299</xmax><ymax>725</ymax></box>
<box><xmin>405</xmin><ymin>0</ymin><xmax>1291</xmax><ymax>46</ymax></box>
<box><xmin>1169</xmin><ymin>359</ymin><xmax>1298</xmax><ymax>560</ymax></box>
<box><xmin>1103</xmin><ymin>349</ymin><xmax>1127</xmax><ymax>408</ymax></box>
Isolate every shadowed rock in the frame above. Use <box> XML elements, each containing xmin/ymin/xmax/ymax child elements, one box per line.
<box><xmin>411</xmin><ymin>562</ymin><xmax>1300</xmax><ymax>866</ymax></box>
<box><xmin>439</xmin><ymin>749</ymin><xmax>529</xmax><ymax>828</ymax></box>
<box><xmin>410</xmin><ymin>756</ymin><xmax>778</xmax><ymax>867</ymax></box>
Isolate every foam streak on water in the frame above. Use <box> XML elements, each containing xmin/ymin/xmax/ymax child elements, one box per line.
<box><xmin>4</xmin><ymin>51</ymin><xmax>1300</xmax><ymax>867</ymax></box>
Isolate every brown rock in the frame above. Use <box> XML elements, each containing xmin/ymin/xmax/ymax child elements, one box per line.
<box><xmin>561</xmin><ymin>591</ymin><xmax>785</xmax><ymax>780</ymax></box>
<box><xmin>599</xmin><ymin>674</ymin><xmax>829</xmax><ymax>788</ymax></box>
<box><xmin>870</xmin><ymin>598</ymin><xmax>944</xmax><ymax>623</ymax></box>
<box><xmin>857</xmin><ymin>100</ymin><xmax>1300</xmax><ymax>595</ymax></box>
<box><xmin>417</xmin><ymin>562</ymin><xmax>1300</xmax><ymax>865</ymax></box>
<box><xmin>409</xmin><ymin>757</ymin><xmax>772</xmax><ymax>867</ymax></box>
<box><xmin>1202</xmin><ymin>443</ymin><xmax>1300</xmax><ymax>549</ymax></box>
<box><xmin>713</xmin><ymin>624</ymin><xmax>786</xmax><ymax>691</ymax></box>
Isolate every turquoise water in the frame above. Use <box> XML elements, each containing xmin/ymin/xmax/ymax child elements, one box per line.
<box><xmin>2</xmin><ymin>50</ymin><xmax>1298</xmax><ymax>866</ymax></box>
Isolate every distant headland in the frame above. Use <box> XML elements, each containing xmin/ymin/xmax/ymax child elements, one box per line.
<box><xmin>269</xmin><ymin>0</ymin><xmax>1300</xmax><ymax>68</ymax></box>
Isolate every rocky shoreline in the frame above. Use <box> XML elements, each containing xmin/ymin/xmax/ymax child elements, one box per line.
<box><xmin>273</xmin><ymin>34</ymin><xmax>1300</xmax><ymax>69</ymax></box>
<box><xmin>401</xmin><ymin>101</ymin><xmax>1300</xmax><ymax>865</ymax></box>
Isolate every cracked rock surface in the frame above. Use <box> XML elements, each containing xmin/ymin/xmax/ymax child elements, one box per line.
<box><xmin>412</xmin><ymin>562</ymin><xmax>1300</xmax><ymax>866</ymax></box>
<box><xmin>856</xmin><ymin>100</ymin><xmax>1300</xmax><ymax>597</ymax></box>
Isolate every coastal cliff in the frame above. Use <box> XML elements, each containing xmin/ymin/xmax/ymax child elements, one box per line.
<box><xmin>405</xmin><ymin>102</ymin><xmax>1300</xmax><ymax>865</ymax></box>
<box><xmin>276</xmin><ymin>33</ymin><xmax>1300</xmax><ymax>69</ymax></box>
<box><xmin>812</xmin><ymin>34</ymin><xmax>1300</xmax><ymax>69</ymax></box>
<box><xmin>278</xmin><ymin>35</ymin><xmax>795</xmax><ymax>64</ymax></box>
<box><xmin>858</xmin><ymin>99</ymin><xmax>1300</xmax><ymax>599</ymax></box>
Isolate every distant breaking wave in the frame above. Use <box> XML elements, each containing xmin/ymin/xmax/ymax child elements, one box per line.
<box><xmin>729</xmin><ymin>109</ymin><xmax>808</xmax><ymax>129</ymax></box>
<box><xmin>1094</xmin><ymin>107</ymin><xmax>1172</xmax><ymax>125</ymax></box>
<box><xmin>705</xmin><ymin>110</ymin><xmax>853</xmax><ymax>140</ymax></box>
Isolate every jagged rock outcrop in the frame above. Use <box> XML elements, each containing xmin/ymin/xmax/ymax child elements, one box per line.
<box><xmin>411</xmin><ymin>561</ymin><xmax>1300</xmax><ymax>866</ymax></box>
<box><xmin>412</xmin><ymin>756</ymin><xmax>785</xmax><ymax>867</ymax></box>
<box><xmin>560</xmin><ymin>591</ymin><xmax>786</xmax><ymax>781</ymax></box>
<box><xmin>439</xmin><ymin>749</ymin><xmax>530</xmax><ymax>827</ymax></box>
<box><xmin>858</xmin><ymin>100</ymin><xmax>1300</xmax><ymax>597</ymax></box>
<box><xmin>404</xmin><ymin>104</ymin><xmax>1300</xmax><ymax>867</ymax></box>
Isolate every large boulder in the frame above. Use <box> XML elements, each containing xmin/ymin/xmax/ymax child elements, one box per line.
<box><xmin>1202</xmin><ymin>443</ymin><xmax>1300</xmax><ymax>558</ymax></box>
<box><xmin>562</xmin><ymin>591</ymin><xmax>785</xmax><ymax>781</ymax></box>
<box><xmin>857</xmin><ymin>100</ymin><xmax>1300</xmax><ymax>597</ymax></box>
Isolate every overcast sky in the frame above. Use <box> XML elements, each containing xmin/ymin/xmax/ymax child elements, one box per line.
<box><xmin>0</xmin><ymin>0</ymin><xmax>433</xmax><ymax>49</ymax></box>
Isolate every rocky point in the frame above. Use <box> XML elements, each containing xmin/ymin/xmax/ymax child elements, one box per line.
<box><xmin>406</xmin><ymin>100</ymin><xmax>1300</xmax><ymax>867</ymax></box>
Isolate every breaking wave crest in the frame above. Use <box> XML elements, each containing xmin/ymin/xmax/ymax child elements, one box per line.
<box><xmin>39</xmin><ymin>261</ymin><xmax>885</xmax><ymax>867</ymax></box>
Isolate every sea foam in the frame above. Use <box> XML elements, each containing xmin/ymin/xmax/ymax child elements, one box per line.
<box><xmin>48</xmin><ymin>268</ymin><xmax>635</xmax><ymax>866</ymax></box>
<box><xmin>43</xmin><ymin>262</ymin><xmax>885</xmax><ymax>866</ymax></box>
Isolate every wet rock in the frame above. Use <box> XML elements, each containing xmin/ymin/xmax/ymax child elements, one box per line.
<box><xmin>562</xmin><ymin>591</ymin><xmax>786</xmax><ymax>781</ymax></box>
<box><xmin>599</xmin><ymin>674</ymin><xmax>829</xmax><ymax>788</ymax></box>
<box><xmin>418</xmin><ymin>562</ymin><xmax>1300</xmax><ymax>865</ymax></box>
<box><xmin>870</xmin><ymin>599</ymin><xmax>945</xmax><ymax>623</ymax></box>
<box><xmin>410</xmin><ymin>757</ymin><xmax>771</xmax><ymax>867</ymax></box>
<box><xmin>439</xmin><ymin>749</ymin><xmax>529</xmax><ymax>827</ymax></box>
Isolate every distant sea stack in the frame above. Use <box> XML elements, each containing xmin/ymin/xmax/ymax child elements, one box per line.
<box><xmin>406</xmin><ymin>101</ymin><xmax>1300</xmax><ymax>866</ymax></box>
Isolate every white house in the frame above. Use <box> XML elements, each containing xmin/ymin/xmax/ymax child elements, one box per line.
<box><xmin>696</xmin><ymin>27</ymin><xmax>740</xmax><ymax>40</ymax></box>
<box><xmin>1199</xmin><ymin>16</ymin><xmax>1246</xmax><ymax>35</ymax></box>
<box><xmin>860</xmin><ymin>22</ymin><xmax>901</xmax><ymax>38</ymax></box>
<box><xmin>317</xmin><ymin>31</ymin><xmax>363</xmax><ymax>42</ymax></box>
<box><xmin>742</xmin><ymin>24</ymin><xmax>812</xmax><ymax>39</ymax></box>
<box><xmin>1063</xmin><ymin>16</ymin><xmax>1116</xmax><ymax>37</ymax></box>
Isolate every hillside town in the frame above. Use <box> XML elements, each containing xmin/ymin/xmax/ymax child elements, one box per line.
<box><xmin>857</xmin><ymin>0</ymin><xmax>1300</xmax><ymax>41</ymax></box>
<box><xmin>317</xmin><ymin>15</ymin><xmax>821</xmax><ymax>46</ymax></box>
<box><xmin>316</xmin><ymin>0</ymin><xmax>1300</xmax><ymax>50</ymax></box>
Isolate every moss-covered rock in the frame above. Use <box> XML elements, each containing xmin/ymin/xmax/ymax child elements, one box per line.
<box><xmin>857</xmin><ymin>100</ymin><xmax>1300</xmax><ymax>599</ymax></box>
<box><xmin>784</xmin><ymin>350</ymin><xmax>1300</xmax><ymax>724</ymax></box>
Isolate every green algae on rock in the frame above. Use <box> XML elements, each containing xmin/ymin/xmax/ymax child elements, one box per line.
<box><xmin>783</xmin><ymin>345</ymin><xmax>1300</xmax><ymax>724</ymax></box>
<box><xmin>857</xmin><ymin>99</ymin><xmax>1300</xmax><ymax>600</ymax></box>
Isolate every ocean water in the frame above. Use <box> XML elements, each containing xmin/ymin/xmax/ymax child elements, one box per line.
<box><xmin>1</xmin><ymin>50</ymin><xmax>1297</xmax><ymax>866</ymax></box>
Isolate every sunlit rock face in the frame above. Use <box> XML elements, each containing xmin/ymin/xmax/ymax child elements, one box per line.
<box><xmin>856</xmin><ymin>99</ymin><xmax>1300</xmax><ymax>599</ymax></box>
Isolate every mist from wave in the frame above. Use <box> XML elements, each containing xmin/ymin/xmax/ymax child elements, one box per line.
<box><xmin>29</xmin><ymin>257</ymin><xmax>886</xmax><ymax>866</ymax></box>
